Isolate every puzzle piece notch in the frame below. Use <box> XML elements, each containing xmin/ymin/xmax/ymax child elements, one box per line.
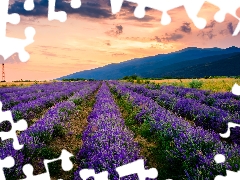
<box><xmin>215</xmin><ymin>170</ymin><xmax>240</xmax><ymax>180</ymax></box>
<box><xmin>21</xmin><ymin>149</ymin><xmax>74</xmax><ymax>180</ymax></box>
<box><xmin>79</xmin><ymin>169</ymin><xmax>109</xmax><ymax>180</ymax></box>
<box><xmin>48</xmin><ymin>0</ymin><xmax>67</xmax><ymax>22</ymax></box>
<box><xmin>116</xmin><ymin>159</ymin><xmax>158</xmax><ymax>180</ymax></box>
<box><xmin>219</xmin><ymin>122</ymin><xmax>240</xmax><ymax>138</ymax></box>
<box><xmin>48</xmin><ymin>0</ymin><xmax>82</xmax><ymax>22</ymax></box>
<box><xmin>24</xmin><ymin>0</ymin><xmax>35</xmax><ymax>11</ymax></box>
<box><xmin>0</xmin><ymin>156</ymin><xmax>15</xmax><ymax>180</ymax></box>
<box><xmin>214</xmin><ymin>154</ymin><xmax>226</xmax><ymax>164</ymax></box>
<box><xmin>0</xmin><ymin>101</ymin><xmax>28</xmax><ymax>150</ymax></box>
<box><xmin>206</xmin><ymin>0</ymin><xmax>240</xmax><ymax>36</ymax></box>
<box><xmin>232</xmin><ymin>83</ymin><xmax>240</xmax><ymax>96</ymax></box>
<box><xmin>71</xmin><ymin>0</ymin><xmax>81</xmax><ymax>9</ymax></box>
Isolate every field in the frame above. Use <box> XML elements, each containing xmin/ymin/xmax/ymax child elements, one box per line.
<box><xmin>0</xmin><ymin>81</ymin><xmax>51</xmax><ymax>87</ymax></box>
<box><xmin>144</xmin><ymin>78</ymin><xmax>240</xmax><ymax>92</ymax></box>
<box><xmin>0</xmin><ymin>80</ymin><xmax>240</xmax><ymax>180</ymax></box>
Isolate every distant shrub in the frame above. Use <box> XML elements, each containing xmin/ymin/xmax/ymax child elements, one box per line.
<box><xmin>127</xmin><ymin>79</ymin><xmax>134</xmax><ymax>83</ymax></box>
<box><xmin>144</xmin><ymin>80</ymin><xmax>150</xmax><ymax>84</ymax></box>
<box><xmin>136</xmin><ymin>77</ymin><xmax>141</xmax><ymax>84</ymax></box>
<box><xmin>189</xmin><ymin>79</ymin><xmax>203</xmax><ymax>89</ymax></box>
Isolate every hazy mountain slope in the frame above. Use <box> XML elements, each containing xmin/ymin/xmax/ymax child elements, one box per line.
<box><xmin>58</xmin><ymin>46</ymin><xmax>240</xmax><ymax>80</ymax></box>
<box><xmin>143</xmin><ymin>52</ymin><xmax>240</xmax><ymax>78</ymax></box>
<box><xmin>162</xmin><ymin>53</ymin><xmax>240</xmax><ymax>78</ymax></box>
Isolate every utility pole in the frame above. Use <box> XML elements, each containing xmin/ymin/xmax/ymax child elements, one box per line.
<box><xmin>2</xmin><ymin>63</ymin><xmax>5</xmax><ymax>82</ymax></box>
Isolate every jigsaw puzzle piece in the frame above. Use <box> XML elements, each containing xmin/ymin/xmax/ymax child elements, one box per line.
<box><xmin>206</xmin><ymin>0</ymin><xmax>240</xmax><ymax>36</ymax></box>
<box><xmin>20</xmin><ymin>149</ymin><xmax>74</xmax><ymax>180</ymax></box>
<box><xmin>206</xmin><ymin>0</ymin><xmax>240</xmax><ymax>22</ymax></box>
<box><xmin>48</xmin><ymin>0</ymin><xmax>67</xmax><ymax>22</ymax></box>
<box><xmin>134</xmin><ymin>0</ymin><xmax>185</xmax><ymax>25</ymax></box>
<box><xmin>182</xmin><ymin>0</ymin><xmax>207</xmax><ymax>29</ymax></box>
<box><xmin>79</xmin><ymin>169</ymin><xmax>109</xmax><ymax>180</ymax></box>
<box><xmin>0</xmin><ymin>156</ymin><xmax>15</xmax><ymax>180</ymax></box>
<box><xmin>0</xmin><ymin>27</ymin><xmax>36</xmax><ymax>62</ymax></box>
<box><xmin>0</xmin><ymin>0</ymin><xmax>20</xmax><ymax>38</ymax></box>
<box><xmin>215</xmin><ymin>170</ymin><xmax>240</xmax><ymax>180</ymax></box>
<box><xmin>0</xmin><ymin>0</ymin><xmax>36</xmax><ymax>62</ymax></box>
<box><xmin>116</xmin><ymin>159</ymin><xmax>158</xmax><ymax>180</ymax></box>
<box><xmin>21</xmin><ymin>164</ymin><xmax>50</xmax><ymax>180</ymax></box>
<box><xmin>214</xmin><ymin>154</ymin><xmax>240</xmax><ymax>179</ymax></box>
<box><xmin>219</xmin><ymin>122</ymin><xmax>240</xmax><ymax>138</ymax></box>
<box><xmin>110</xmin><ymin>0</ymin><xmax>185</xmax><ymax>25</ymax></box>
<box><xmin>110</xmin><ymin>0</ymin><xmax>124</xmax><ymax>14</ymax></box>
<box><xmin>0</xmin><ymin>101</ymin><xmax>28</xmax><ymax>150</ymax></box>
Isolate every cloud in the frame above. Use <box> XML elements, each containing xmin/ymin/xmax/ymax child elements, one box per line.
<box><xmin>197</xmin><ymin>29</ymin><xmax>216</xmax><ymax>39</ymax></box>
<box><xmin>219</xmin><ymin>22</ymin><xmax>237</xmax><ymax>36</ymax></box>
<box><xmin>151</xmin><ymin>36</ymin><xmax>161</xmax><ymax>42</ymax></box>
<box><xmin>105</xmin><ymin>25</ymin><xmax>123</xmax><ymax>37</ymax></box>
<box><xmin>205</xmin><ymin>20</ymin><xmax>216</xmax><ymax>29</ymax></box>
<box><xmin>112</xmin><ymin>53</ymin><xmax>126</xmax><ymax>56</ymax></box>
<box><xmin>227</xmin><ymin>22</ymin><xmax>234</xmax><ymax>34</ymax></box>
<box><xmin>122</xmin><ymin>34</ymin><xmax>182</xmax><ymax>43</ymax></box>
<box><xmin>105</xmin><ymin>40</ymin><xmax>111</xmax><ymax>46</ymax></box>
<box><xmin>9</xmin><ymin>0</ymin><xmax>114</xmax><ymax>19</ymax></box>
<box><xmin>161</xmin><ymin>33</ymin><xmax>184</xmax><ymax>42</ymax></box>
<box><xmin>176</xmin><ymin>22</ymin><xmax>191</xmax><ymax>34</ymax></box>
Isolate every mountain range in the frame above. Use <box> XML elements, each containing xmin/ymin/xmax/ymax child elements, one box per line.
<box><xmin>57</xmin><ymin>46</ymin><xmax>240</xmax><ymax>80</ymax></box>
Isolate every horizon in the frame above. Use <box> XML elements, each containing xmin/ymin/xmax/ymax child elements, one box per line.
<box><xmin>1</xmin><ymin>0</ymin><xmax>240</xmax><ymax>81</ymax></box>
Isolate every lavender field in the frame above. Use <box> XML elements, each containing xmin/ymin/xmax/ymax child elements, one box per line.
<box><xmin>0</xmin><ymin>81</ymin><xmax>240</xmax><ymax>180</ymax></box>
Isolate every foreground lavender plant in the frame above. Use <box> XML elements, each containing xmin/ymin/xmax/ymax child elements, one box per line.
<box><xmin>109</xmin><ymin>81</ymin><xmax>240</xmax><ymax>179</ymax></box>
<box><xmin>123</xmin><ymin>82</ymin><xmax>240</xmax><ymax>139</ymax></box>
<box><xmin>148</xmin><ymin>84</ymin><xmax>240</xmax><ymax>113</ymax></box>
<box><xmin>0</xmin><ymin>82</ymin><xmax>100</xmax><ymax>179</ymax></box>
<box><xmin>74</xmin><ymin>82</ymin><xmax>143</xmax><ymax>180</ymax></box>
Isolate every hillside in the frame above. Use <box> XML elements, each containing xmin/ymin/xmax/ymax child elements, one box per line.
<box><xmin>162</xmin><ymin>53</ymin><xmax>240</xmax><ymax>78</ymax></box>
<box><xmin>57</xmin><ymin>46</ymin><xmax>240</xmax><ymax>80</ymax></box>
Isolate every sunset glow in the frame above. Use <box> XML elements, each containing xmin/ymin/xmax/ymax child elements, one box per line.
<box><xmin>1</xmin><ymin>0</ymin><xmax>240</xmax><ymax>81</ymax></box>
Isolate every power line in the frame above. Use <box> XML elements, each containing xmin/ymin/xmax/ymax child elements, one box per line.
<box><xmin>2</xmin><ymin>63</ymin><xmax>5</xmax><ymax>82</ymax></box>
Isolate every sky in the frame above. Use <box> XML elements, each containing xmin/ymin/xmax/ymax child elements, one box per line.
<box><xmin>1</xmin><ymin>0</ymin><xmax>240</xmax><ymax>81</ymax></box>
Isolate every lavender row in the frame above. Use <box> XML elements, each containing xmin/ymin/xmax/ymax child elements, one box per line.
<box><xmin>10</xmin><ymin>82</ymin><xmax>94</xmax><ymax>122</ymax></box>
<box><xmin>0</xmin><ymin>82</ymin><xmax>100</xmax><ymax>179</ymax></box>
<box><xmin>123</xmin><ymin>82</ymin><xmax>240</xmax><ymax>136</ymax></box>
<box><xmin>148</xmin><ymin>84</ymin><xmax>240</xmax><ymax>113</ymax></box>
<box><xmin>1</xmin><ymin>82</ymin><xmax>85</xmax><ymax>111</ymax></box>
<box><xmin>0</xmin><ymin>82</ymin><xmax>59</xmax><ymax>99</ymax></box>
<box><xmin>109</xmin><ymin>82</ymin><xmax>240</xmax><ymax>179</ymax></box>
<box><xmin>74</xmin><ymin>82</ymin><xmax>143</xmax><ymax>180</ymax></box>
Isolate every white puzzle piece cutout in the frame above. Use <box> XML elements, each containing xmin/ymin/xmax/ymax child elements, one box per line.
<box><xmin>219</xmin><ymin>122</ymin><xmax>240</xmax><ymax>138</ymax></box>
<box><xmin>116</xmin><ymin>159</ymin><xmax>158</xmax><ymax>180</ymax></box>
<box><xmin>214</xmin><ymin>154</ymin><xmax>240</xmax><ymax>180</ymax></box>
<box><xmin>110</xmin><ymin>0</ymin><xmax>240</xmax><ymax>35</ymax></box>
<box><xmin>20</xmin><ymin>149</ymin><xmax>74</xmax><ymax>180</ymax></box>
<box><xmin>0</xmin><ymin>0</ymin><xmax>35</xmax><ymax>62</ymax></box>
<box><xmin>0</xmin><ymin>156</ymin><xmax>15</xmax><ymax>180</ymax></box>
<box><xmin>79</xmin><ymin>169</ymin><xmax>109</xmax><ymax>180</ymax></box>
<box><xmin>0</xmin><ymin>101</ymin><xmax>28</xmax><ymax>150</ymax></box>
<box><xmin>232</xmin><ymin>83</ymin><xmax>240</xmax><ymax>96</ymax></box>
